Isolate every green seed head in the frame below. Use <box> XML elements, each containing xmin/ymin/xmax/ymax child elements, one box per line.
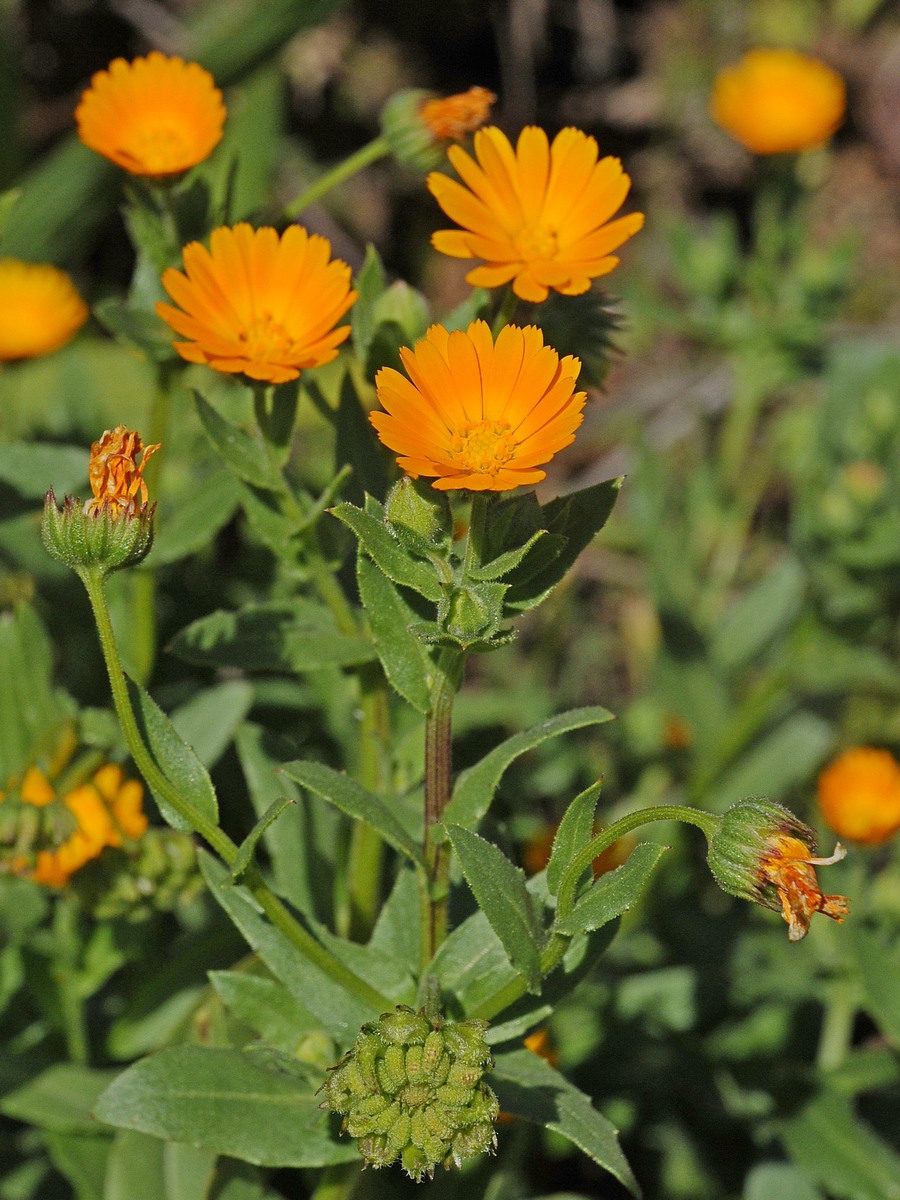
<box><xmin>320</xmin><ymin>1005</ymin><xmax>498</xmax><ymax>1180</ymax></box>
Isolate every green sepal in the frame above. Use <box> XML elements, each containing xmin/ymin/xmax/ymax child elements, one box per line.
<box><xmin>42</xmin><ymin>491</ymin><xmax>155</xmax><ymax>578</ymax></box>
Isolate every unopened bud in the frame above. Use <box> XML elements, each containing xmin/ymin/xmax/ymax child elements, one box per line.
<box><xmin>381</xmin><ymin>87</ymin><xmax>495</xmax><ymax>172</ymax></box>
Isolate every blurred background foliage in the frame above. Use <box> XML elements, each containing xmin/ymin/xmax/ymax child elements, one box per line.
<box><xmin>4</xmin><ymin>0</ymin><xmax>900</xmax><ymax>1198</ymax></box>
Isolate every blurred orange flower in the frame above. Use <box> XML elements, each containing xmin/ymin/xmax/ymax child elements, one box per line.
<box><xmin>428</xmin><ymin>125</ymin><xmax>644</xmax><ymax>303</ymax></box>
<box><xmin>711</xmin><ymin>48</ymin><xmax>845</xmax><ymax>155</ymax></box>
<box><xmin>758</xmin><ymin>834</ymin><xmax>849</xmax><ymax>942</ymax></box>
<box><xmin>156</xmin><ymin>224</ymin><xmax>357</xmax><ymax>384</ymax></box>
<box><xmin>76</xmin><ymin>52</ymin><xmax>225</xmax><ymax>177</ymax></box>
<box><xmin>0</xmin><ymin>259</ymin><xmax>88</xmax><ymax>362</ymax></box>
<box><xmin>372</xmin><ymin>320</ymin><xmax>585</xmax><ymax>491</ymax></box>
<box><xmin>420</xmin><ymin>87</ymin><xmax>496</xmax><ymax>142</ymax></box>
<box><xmin>86</xmin><ymin>426</ymin><xmax>160</xmax><ymax>518</ymax></box>
<box><xmin>818</xmin><ymin>746</ymin><xmax>900</xmax><ymax>845</ymax></box>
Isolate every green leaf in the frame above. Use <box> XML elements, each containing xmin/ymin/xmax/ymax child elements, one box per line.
<box><xmin>555</xmin><ymin>844</ymin><xmax>668</xmax><ymax>936</ymax></box>
<box><xmin>209</xmin><ymin>971</ymin><xmax>322</xmax><ymax>1050</ymax></box>
<box><xmin>332</xmin><ymin>502</ymin><xmax>443</xmax><ymax>601</ymax></box>
<box><xmin>193</xmin><ymin>393</ymin><xmax>278</xmax><ymax>489</ymax></box>
<box><xmin>425</xmin><ymin>909</ymin><xmax>517</xmax><ymax>1016</ymax></box>
<box><xmin>199</xmin><ymin>852</ymin><xmax>377</xmax><ymax>1042</ymax></box>
<box><xmin>546</xmin><ymin>782</ymin><xmax>601</xmax><ymax>897</ymax></box>
<box><xmin>444</xmin><ymin>707</ymin><xmax>615</xmax><ymax>830</ymax></box>
<box><xmin>440</xmin><ymin>288</ymin><xmax>490</xmax><ymax>333</ymax></box>
<box><xmin>467</xmin><ymin>530</ymin><xmax>548</xmax><ymax>582</ymax></box>
<box><xmin>127</xmin><ymin>678</ymin><xmax>219</xmax><ymax>832</ymax></box>
<box><xmin>711</xmin><ymin>555</ymin><xmax>805</xmax><ymax>670</ymax></box>
<box><xmin>230</xmin><ymin>797</ymin><xmax>296</xmax><ymax>882</ymax></box>
<box><xmin>103</xmin><ymin>1131</ymin><xmax>166</xmax><ymax>1200</ymax></box>
<box><xmin>505</xmin><ymin>479</ymin><xmax>622</xmax><ymax>611</ymax></box>
<box><xmin>169</xmin><ymin>600</ymin><xmax>374</xmax><ymax>674</ymax></box>
<box><xmin>357</xmin><ymin>554</ymin><xmax>433</xmax><ymax>713</ymax></box>
<box><xmin>306</xmin><ymin>373</ymin><xmax>388</xmax><ymax>507</ymax></box>
<box><xmin>850</xmin><ymin>923</ymin><xmax>900</xmax><ymax>1045</ymax></box>
<box><xmin>0</xmin><ymin>442</ymin><xmax>88</xmax><ymax>499</ymax></box>
<box><xmin>149</xmin><ymin>469</ymin><xmax>241</xmax><ymax>565</ymax></box>
<box><xmin>444</xmin><ymin>825</ymin><xmax>542</xmax><ymax>992</ymax></box>
<box><xmin>171</xmin><ymin>680</ymin><xmax>254</xmax><ymax>769</ymax></box>
<box><xmin>780</xmin><ymin>1090</ymin><xmax>900</xmax><ymax>1200</ymax></box>
<box><xmin>368</xmin><ymin>869</ymin><xmax>422</xmax><ymax>978</ymax></box>
<box><xmin>281</xmin><ymin>760</ymin><xmax>426</xmax><ymax>868</ymax></box>
<box><xmin>93</xmin><ymin>298</ymin><xmax>174</xmax><ymax>363</ymax></box>
<box><xmin>93</xmin><ymin>1047</ymin><xmax>356</xmax><ymax>1169</ymax></box>
<box><xmin>163</xmin><ymin>1143</ymin><xmax>217</xmax><ymax>1200</ymax></box>
<box><xmin>1</xmin><ymin>1065</ymin><xmax>115</xmax><ymax>1134</ymax></box>
<box><xmin>489</xmin><ymin>1049</ymin><xmax>638</xmax><ymax>1195</ymax></box>
<box><xmin>706</xmin><ymin>711</ymin><xmax>834</xmax><ymax>813</ymax></box>
<box><xmin>107</xmin><ymin>987</ymin><xmax>204</xmax><ymax>1062</ymax></box>
<box><xmin>45</xmin><ymin>1133</ymin><xmax>109</xmax><ymax>1200</ymax></box>
<box><xmin>743</xmin><ymin>1163</ymin><xmax>824</xmax><ymax>1200</ymax></box>
<box><xmin>0</xmin><ymin>603</ymin><xmax>70</xmax><ymax>786</ymax></box>
<box><xmin>531</xmin><ymin>289</ymin><xmax>622</xmax><ymax>389</ymax></box>
<box><xmin>351</xmin><ymin>244</ymin><xmax>386</xmax><ymax>363</ymax></box>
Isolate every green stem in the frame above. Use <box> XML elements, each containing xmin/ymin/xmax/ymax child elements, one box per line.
<box><xmin>470</xmin><ymin>804</ymin><xmax>720</xmax><ymax>1022</ymax></box>
<box><xmin>462</xmin><ymin>493</ymin><xmax>491</xmax><ymax>580</ymax></box>
<box><xmin>53</xmin><ymin>897</ymin><xmax>88</xmax><ymax>1065</ymax></box>
<box><xmin>816</xmin><ymin>980</ymin><xmax>857</xmax><ymax>1072</ymax></box>
<box><xmin>423</xmin><ymin>648</ymin><xmax>465</xmax><ymax>963</ymax></box>
<box><xmin>348</xmin><ymin>662</ymin><xmax>392</xmax><ymax>940</ymax></box>
<box><xmin>491</xmin><ymin>285</ymin><xmax>518</xmax><ymax>336</ymax></box>
<box><xmin>81</xmin><ymin>568</ymin><xmax>392</xmax><ymax>1013</ymax></box>
<box><xmin>284</xmin><ymin>136</ymin><xmax>390</xmax><ymax>220</ymax></box>
<box><xmin>310</xmin><ymin>1164</ymin><xmax>362</xmax><ymax>1200</ymax></box>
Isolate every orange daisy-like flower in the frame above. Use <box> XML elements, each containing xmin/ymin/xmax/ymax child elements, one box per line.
<box><xmin>76</xmin><ymin>52</ymin><xmax>225</xmax><ymax>177</ymax></box>
<box><xmin>372</xmin><ymin>320</ymin><xmax>585</xmax><ymax>491</ymax></box>
<box><xmin>0</xmin><ymin>259</ymin><xmax>88</xmax><ymax>362</ymax></box>
<box><xmin>758</xmin><ymin>835</ymin><xmax>850</xmax><ymax>942</ymax></box>
<box><xmin>712</xmin><ymin>48</ymin><xmax>846</xmax><ymax>156</ymax></box>
<box><xmin>428</xmin><ymin>126</ymin><xmax>644</xmax><ymax>303</ymax></box>
<box><xmin>818</xmin><ymin>747</ymin><xmax>900</xmax><ymax>845</ymax></box>
<box><xmin>156</xmin><ymin>224</ymin><xmax>357</xmax><ymax>384</ymax></box>
<box><xmin>420</xmin><ymin>87</ymin><xmax>496</xmax><ymax>142</ymax></box>
<box><xmin>85</xmin><ymin>425</ymin><xmax>161</xmax><ymax>518</ymax></box>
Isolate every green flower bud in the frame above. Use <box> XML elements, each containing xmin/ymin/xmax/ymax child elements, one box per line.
<box><xmin>380</xmin><ymin>87</ymin><xmax>495</xmax><ymax>173</ymax></box>
<box><xmin>42</xmin><ymin>490</ymin><xmax>155</xmax><ymax>578</ymax></box>
<box><xmin>385</xmin><ymin>477</ymin><xmax>451</xmax><ymax>553</ymax></box>
<box><xmin>706</xmin><ymin>798</ymin><xmax>813</xmax><ymax>905</ymax></box>
<box><xmin>320</xmin><ymin>1005</ymin><xmax>498</xmax><ymax>1180</ymax></box>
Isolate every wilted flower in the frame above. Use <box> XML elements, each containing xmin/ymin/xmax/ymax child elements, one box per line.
<box><xmin>706</xmin><ymin>797</ymin><xmax>849</xmax><ymax>941</ymax></box>
<box><xmin>420</xmin><ymin>87</ymin><xmax>496</xmax><ymax>142</ymax></box>
<box><xmin>156</xmin><ymin>224</ymin><xmax>357</xmax><ymax>384</ymax></box>
<box><xmin>818</xmin><ymin>747</ymin><xmax>900</xmax><ymax>845</ymax></box>
<box><xmin>428</xmin><ymin>126</ymin><xmax>644</xmax><ymax>302</ymax></box>
<box><xmin>86</xmin><ymin>426</ymin><xmax>160</xmax><ymax>518</ymax></box>
<box><xmin>320</xmin><ymin>1006</ymin><xmax>498</xmax><ymax>1180</ymax></box>
<box><xmin>0</xmin><ymin>259</ymin><xmax>88</xmax><ymax>361</ymax></box>
<box><xmin>76</xmin><ymin>52</ymin><xmax>225</xmax><ymax>177</ymax></box>
<box><xmin>382</xmin><ymin>87</ymin><xmax>496</xmax><ymax>171</ymax></box>
<box><xmin>711</xmin><ymin>48</ymin><xmax>846</xmax><ymax>156</ymax></box>
<box><xmin>371</xmin><ymin>320</ymin><xmax>585</xmax><ymax>491</ymax></box>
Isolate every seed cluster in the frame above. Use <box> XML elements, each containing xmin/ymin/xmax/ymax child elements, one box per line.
<box><xmin>320</xmin><ymin>1006</ymin><xmax>499</xmax><ymax>1180</ymax></box>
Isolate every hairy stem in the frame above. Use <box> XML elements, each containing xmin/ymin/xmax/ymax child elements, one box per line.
<box><xmin>423</xmin><ymin>648</ymin><xmax>465</xmax><ymax>963</ymax></box>
<box><xmin>285</xmin><ymin>136</ymin><xmax>390</xmax><ymax>219</ymax></box>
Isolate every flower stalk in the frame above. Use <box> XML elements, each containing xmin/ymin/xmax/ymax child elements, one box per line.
<box><xmin>284</xmin><ymin>135</ymin><xmax>390</xmax><ymax>220</ymax></box>
<box><xmin>423</xmin><ymin>648</ymin><xmax>465</xmax><ymax>963</ymax></box>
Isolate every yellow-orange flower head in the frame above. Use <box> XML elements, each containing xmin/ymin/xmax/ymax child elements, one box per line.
<box><xmin>711</xmin><ymin>48</ymin><xmax>846</xmax><ymax>155</ymax></box>
<box><xmin>420</xmin><ymin>87</ymin><xmax>496</xmax><ymax>142</ymax></box>
<box><xmin>428</xmin><ymin>126</ymin><xmax>644</xmax><ymax>303</ymax></box>
<box><xmin>156</xmin><ymin>224</ymin><xmax>357</xmax><ymax>384</ymax></box>
<box><xmin>818</xmin><ymin>746</ymin><xmax>900</xmax><ymax>845</ymax></box>
<box><xmin>76</xmin><ymin>52</ymin><xmax>225</xmax><ymax>177</ymax></box>
<box><xmin>758</xmin><ymin>834</ymin><xmax>849</xmax><ymax>942</ymax></box>
<box><xmin>372</xmin><ymin>320</ymin><xmax>585</xmax><ymax>491</ymax></box>
<box><xmin>86</xmin><ymin>425</ymin><xmax>160</xmax><ymax>518</ymax></box>
<box><xmin>0</xmin><ymin>259</ymin><xmax>88</xmax><ymax>361</ymax></box>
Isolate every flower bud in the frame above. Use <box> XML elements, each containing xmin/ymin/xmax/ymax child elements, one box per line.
<box><xmin>707</xmin><ymin>797</ymin><xmax>850</xmax><ymax>941</ymax></box>
<box><xmin>385</xmin><ymin>477</ymin><xmax>451</xmax><ymax>553</ymax></box>
<box><xmin>320</xmin><ymin>1005</ymin><xmax>497</xmax><ymax>1180</ymax></box>
<box><xmin>381</xmin><ymin>87</ymin><xmax>495</xmax><ymax>172</ymax></box>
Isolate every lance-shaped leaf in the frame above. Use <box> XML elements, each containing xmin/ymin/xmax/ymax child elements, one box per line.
<box><xmin>281</xmin><ymin>760</ymin><xmax>425</xmax><ymax>869</ymax></box>
<box><xmin>444</xmin><ymin>825</ymin><xmax>542</xmax><ymax>992</ymax></box>
<box><xmin>444</xmin><ymin>707</ymin><xmax>614</xmax><ymax>830</ymax></box>
<box><xmin>93</xmin><ymin>1047</ymin><xmax>356</xmax><ymax>1169</ymax></box>
<box><xmin>0</xmin><ymin>442</ymin><xmax>88</xmax><ymax>499</ymax></box>
<box><xmin>169</xmin><ymin>600</ymin><xmax>375</xmax><ymax>674</ymax></box>
<box><xmin>546</xmin><ymin>781</ymin><xmax>602</xmax><ymax>897</ymax></box>
<box><xmin>554</xmin><ymin>843</ymin><xmax>668</xmax><ymax>936</ymax></box>
<box><xmin>357</xmin><ymin>554</ymin><xmax>433</xmax><ymax>714</ymax></box>
<box><xmin>193</xmin><ymin>392</ymin><xmax>279</xmax><ymax>489</ymax></box>
<box><xmin>126</xmin><ymin>679</ymin><xmax>218</xmax><ymax>832</ymax></box>
<box><xmin>466</xmin><ymin>529</ymin><xmax>549</xmax><ymax>582</ymax></box>
<box><xmin>332</xmin><ymin>502</ymin><xmax>443</xmax><ymax>601</ymax></box>
<box><xmin>230</xmin><ymin>797</ymin><xmax>296</xmax><ymax>882</ymax></box>
<box><xmin>488</xmin><ymin>1049</ymin><xmax>638</xmax><ymax>1196</ymax></box>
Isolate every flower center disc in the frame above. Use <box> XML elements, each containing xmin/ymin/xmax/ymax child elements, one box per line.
<box><xmin>514</xmin><ymin>225</ymin><xmax>558</xmax><ymax>261</ymax></box>
<box><xmin>238</xmin><ymin>312</ymin><xmax>297</xmax><ymax>363</ymax></box>
<box><xmin>123</xmin><ymin>122</ymin><xmax>193</xmax><ymax>174</ymax></box>
<box><xmin>450</xmin><ymin>420</ymin><xmax>515</xmax><ymax>475</ymax></box>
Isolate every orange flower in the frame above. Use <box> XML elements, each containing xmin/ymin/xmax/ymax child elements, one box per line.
<box><xmin>818</xmin><ymin>747</ymin><xmax>900</xmax><ymax>845</ymax></box>
<box><xmin>0</xmin><ymin>259</ymin><xmax>88</xmax><ymax>361</ymax></box>
<box><xmin>758</xmin><ymin>835</ymin><xmax>850</xmax><ymax>942</ymax></box>
<box><xmin>156</xmin><ymin>224</ymin><xmax>357</xmax><ymax>384</ymax></box>
<box><xmin>524</xmin><ymin>1027</ymin><xmax>559</xmax><ymax>1067</ymax></box>
<box><xmin>86</xmin><ymin>426</ymin><xmax>160</xmax><ymax>518</ymax></box>
<box><xmin>711</xmin><ymin>48</ymin><xmax>846</xmax><ymax>155</ymax></box>
<box><xmin>428</xmin><ymin>126</ymin><xmax>644</xmax><ymax>303</ymax></box>
<box><xmin>372</xmin><ymin>320</ymin><xmax>585</xmax><ymax>491</ymax></box>
<box><xmin>420</xmin><ymin>87</ymin><xmax>496</xmax><ymax>142</ymax></box>
<box><xmin>20</xmin><ymin>767</ymin><xmax>55</xmax><ymax>807</ymax></box>
<box><xmin>76</xmin><ymin>52</ymin><xmax>225</xmax><ymax>177</ymax></box>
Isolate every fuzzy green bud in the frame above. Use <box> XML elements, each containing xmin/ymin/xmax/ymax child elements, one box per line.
<box><xmin>320</xmin><ymin>1005</ymin><xmax>498</xmax><ymax>1180</ymax></box>
<box><xmin>385</xmin><ymin>477</ymin><xmax>451</xmax><ymax>553</ymax></box>
<box><xmin>706</xmin><ymin>798</ymin><xmax>813</xmax><ymax>905</ymax></box>
<box><xmin>380</xmin><ymin>86</ymin><xmax>495</xmax><ymax>172</ymax></box>
<box><xmin>42</xmin><ymin>490</ymin><xmax>155</xmax><ymax>579</ymax></box>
